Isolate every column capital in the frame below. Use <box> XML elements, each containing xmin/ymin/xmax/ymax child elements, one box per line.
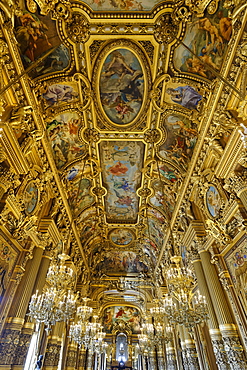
<box><xmin>225</xmin><ymin>171</ymin><xmax>247</xmax><ymax>197</ymax></box>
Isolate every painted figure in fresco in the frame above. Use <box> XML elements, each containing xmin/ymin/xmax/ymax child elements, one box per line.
<box><xmin>100</xmin><ymin>49</ymin><xmax>144</xmax><ymax>124</ymax></box>
<box><xmin>102</xmin><ymin>50</ymin><xmax>135</xmax><ymax>82</ymax></box>
<box><xmin>104</xmin><ymin>308</ymin><xmax>113</xmax><ymax>331</ymax></box>
<box><xmin>207</xmin><ymin>187</ymin><xmax>220</xmax><ymax>217</ymax></box>
<box><xmin>42</xmin><ymin>84</ymin><xmax>78</xmax><ymax>106</ymax></box>
<box><xmin>108</xmin><ymin>161</ymin><xmax>128</xmax><ymax>176</ymax></box>
<box><xmin>218</xmin><ymin>11</ymin><xmax>232</xmax><ymax>42</ymax></box>
<box><xmin>47</xmin><ymin>114</ymin><xmax>84</xmax><ymax>169</ymax></box>
<box><xmin>114</xmin><ymin>190</ymin><xmax>135</xmax><ymax>207</ymax></box>
<box><xmin>186</xmin><ymin>40</ymin><xmax>219</xmax><ymax>78</ymax></box>
<box><xmin>15</xmin><ymin>13</ymin><xmax>52</xmax><ymax>63</ymax></box>
<box><xmin>166</xmin><ymin>86</ymin><xmax>202</xmax><ymax>110</ymax></box>
<box><xmin>195</xmin><ymin>17</ymin><xmax>224</xmax><ymax>57</ymax></box>
<box><xmin>174</xmin><ymin>6</ymin><xmax>232</xmax><ymax>80</ymax></box>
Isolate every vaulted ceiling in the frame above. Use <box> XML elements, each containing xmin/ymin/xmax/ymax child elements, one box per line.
<box><xmin>1</xmin><ymin>0</ymin><xmax>244</xmax><ymax>309</ymax></box>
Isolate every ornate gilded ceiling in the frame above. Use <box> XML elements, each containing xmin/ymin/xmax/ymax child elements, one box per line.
<box><xmin>1</xmin><ymin>0</ymin><xmax>246</xmax><ymax>297</ymax></box>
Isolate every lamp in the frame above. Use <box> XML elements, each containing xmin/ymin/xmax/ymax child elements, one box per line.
<box><xmin>162</xmin><ymin>256</ymin><xmax>208</xmax><ymax>330</ymax></box>
<box><xmin>28</xmin><ymin>252</ymin><xmax>77</xmax><ymax>331</ymax></box>
<box><xmin>69</xmin><ymin>314</ymin><xmax>107</xmax><ymax>354</ymax></box>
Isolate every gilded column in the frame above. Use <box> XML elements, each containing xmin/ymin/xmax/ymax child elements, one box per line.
<box><xmin>86</xmin><ymin>348</ymin><xmax>93</xmax><ymax>370</ymax></box>
<box><xmin>178</xmin><ymin>326</ymin><xmax>189</xmax><ymax>370</ymax></box>
<box><xmin>43</xmin><ymin>322</ymin><xmax>64</xmax><ymax>370</ymax></box>
<box><xmin>0</xmin><ymin>245</ymin><xmax>44</xmax><ymax>367</ymax></box>
<box><xmin>200</xmin><ymin>250</ymin><xmax>247</xmax><ymax>369</ymax></box>
<box><xmin>148</xmin><ymin>348</ymin><xmax>156</xmax><ymax>370</ymax></box>
<box><xmin>156</xmin><ymin>344</ymin><xmax>165</xmax><ymax>370</ymax></box>
<box><xmin>192</xmin><ymin>253</ymin><xmax>229</xmax><ymax>369</ymax></box>
<box><xmin>225</xmin><ymin>172</ymin><xmax>247</xmax><ymax>211</ymax></box>
<box><xmin>182</xmin><ymin>328</ymin><xmax>200</xmax><ymax>370</ymax></box>
<box><xmin>65</xmin><ymin>341</ymin><xmax>78</xmax><ymax>370</ymax></box>
<box><xmin>166</xmin><ymin>342</ymin><xmax>178</xmax><ymax>370</ymax></box>
<box><xmin>78</xmin><ymin>347</ymin><xmax>86</xmax><ymax>370</ymax></box>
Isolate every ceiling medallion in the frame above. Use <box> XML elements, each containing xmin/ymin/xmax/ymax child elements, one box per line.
<box><xmin>109</xmin><ymin>228</ymin><xmax>135</xmax><ymax>247</ymax></box>
<box><xmin>92</xmin><ymin>40</ymin><xmax>151</xmax><ymax>130</ymax></box>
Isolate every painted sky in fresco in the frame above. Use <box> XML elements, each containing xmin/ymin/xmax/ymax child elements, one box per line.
<box><xmin>81</xmin><ymin>0</ymin><xmax>161</xmax><ymax>12</ymax></box>
<box><xmin>100</xmin><ymin>141</ymin><xmax>144</xmax><ymax>223</ymax></box>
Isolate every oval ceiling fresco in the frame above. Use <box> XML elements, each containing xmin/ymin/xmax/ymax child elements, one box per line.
<box><xmin>99</xmin><ymin>48</ymin><xmax>144</xmax><ymax>125</ymax></box>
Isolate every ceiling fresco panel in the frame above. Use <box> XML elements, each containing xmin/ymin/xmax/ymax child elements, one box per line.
<box><xmin>109</xmin><ymin>228</ymin><xmax>134</xmax><ymax>246</ymax></box>
<box><xmin>158</xmin><ymin>114</ymin><xmax>198</xmax><ymax>170</ymax></box>
<box><xmin>99</xmin><ymin>48</ymin><xmax>144</xmax><ymax>125</ymax></box>
<box><xmin>173</xmin><ymin>3</ymin><xmax>232</xmax><ymax>80</ymax></box>
<box><xmin>14</xmin><ymin>9</ymin><xmax>71</xmax><ymax>77</ymax></box>
<box><xmin>99</xmin><ymin>141</ymin><xmax>144</xmax><ymax>224</ymax></box>
<box><xmin>80</xmin><ymin>0</ymin><xmax>162</xmax><ymax>12</ymax></box>
<box><xmin>92</xmin><ymin>40</ymin><xmax>152</xmax><ymax>130</ymax></box>
<box><xmin>46</xmin><ymin>112</ymin><xmax>87</xmax><ymax>170</ymax></box>
<box><xmin>96</xmin><ymin>251</ymin><xmax>148</xmax><ymax>275</ymax></box>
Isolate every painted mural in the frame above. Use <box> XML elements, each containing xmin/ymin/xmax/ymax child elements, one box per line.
<box><xmin>148</xmin><ymin>208</ymin><xmax>166</xmax><ymax>224</ymax></box>
<box><xmin>152</xmin><ymin>162</ymin><xmax>182</xmax><ymax>186</ymax></box>
<box><xmin>158</xmin><ymin>115</ymin><xmax>198</xmax><ymax>170</ymax></box>
<box><xmin>142</xmin><ymin>238</ymin><xmax>157</xmax><ymax>263</ymax></box>
<box><xmin>149</xmin><ymin>180</ymin><xmax>176</xmax><ymax>218</ymax></box>
<box><xmin>225</xmin><ymin>238</ymin><xmax>247</xmax><ymax>287</ymax></box>
<box><xmin>100</xmin><ymin>141</ymin><xmax>144</xmax><ymax>223</ymax></box>
<box><xmin>145</xmin><ymin>218</ymin><xmax>164</xmax><ymax>250</ymax></box>
<box><xmin>96</xmin><ymin>251</ymin><xmax>148</xmax><ymax>274</ymax></box>
<box><xmin>0</xmin><ymin>238</ymin><xmax>18</xmax><ymax>303</ymax></box>
<box><xmin>79</xmin><ymin>217</ymin><xmax>100</xmax><ymax>247</ymax></box>
<box><xmin>109</xmin><ymin>229</ymin><xmax>134</xmax><ymax>246</ymax></box>
<box><xmin>47</xmin><ymin>112</ymin><xmax>86</xmax><ymax>169</ymax></box>
<box><xmin>103</xmin><ymin>306</ymin><xmax>141</xmax><ymax>334</ymax></box>
<box><xmin>100</xmin><ymin>49</ymin><xmax>144</xmax><ymax>125</ymax></box>
<box><xmin>23</xmin><ymin>181</ymin><xmax>39</xmax><ymax>214</ymax></box>
<box><xmin>206</xmin><ymin>185</ymin><xmax>221</xmax><ymax>218</ymax></box>
<box><xmin>42</xmin><ymin>82</ymin><xmax>79</xmax><ymax>107</ymax></box>
<box><xmin>14</xmin><ymin>11</ymin><xmax>70</xmax><ymax>76</ymax></box>
<box><xmin>83</xmin><ymin>0</ymin><xmax>161</xmax><ymax>11</ymax></box>
<box><xmin>174</xmin><ymin>5</ymin><xmax>232</xmax><ymax>79</ymax></box>
<box><xmin>66</xmin><ymin>163</ymin><xmax>95</xmax><ymax>217</ymax></box>
<box><xmin>165</xmin><ymin>83</ymin><xmax>202</xmax><ymax>110</ymax></box>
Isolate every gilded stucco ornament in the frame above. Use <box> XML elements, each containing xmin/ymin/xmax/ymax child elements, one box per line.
<box><xmin>144</xmin><ymin>129</ymin><xmax>161</xmax><ymax>144</ymax></box>
<box><xmin>83</xmin><ymin>128</ymin><xmax>100</xmax><ymax>143</ymax></box>
<box><xmin>66</xmin><ymin>13</ymin><xmax>90</xmax><ymax>44</ymax></box>
<box><xmin>237</xmin><ymin>97</ymin><xmax>247</xmax><ymax>122</ymax></box>
<box><xmin>154</xmin><ymin>14</ymin><xmax>179</xmax><ymax>44</ymax></box>
<box><xmin>34</xmin><ymin>0</ymin><xmax>71</xmax><ymax>18</ymax></box>
<box><xmin>205</xmin><ymin>219</ymin><xmax>231</xmax><ymax>246</ymax></box>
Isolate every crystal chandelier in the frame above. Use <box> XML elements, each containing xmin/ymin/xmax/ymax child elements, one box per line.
<box><xmin>28</xmin><ymin>253</ymin><xmax>77</xmax><ymax>331</ymax></box>
<box><xmin>46</xmin><ymin>253</ymin><xmax>74</xmax><ymax>289</ymax></box>
<box><xmin>29</xmin><ymin>288</ymin><xmax>77</xmax><ymax>329</ymax></box>
<box><xmin>162</xmin><ymin>256</ymin><xmax>208</xmax><ymax>330</ymax></box>
<box><xmin>137</xmin><ymin>316</ymin><xmax>173</xmax><ymax>353</ymax></box>
<box><xmin>70</xmin><ymin>314</ymin><xmax>107</xmax><ymax>353</ymax></box>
